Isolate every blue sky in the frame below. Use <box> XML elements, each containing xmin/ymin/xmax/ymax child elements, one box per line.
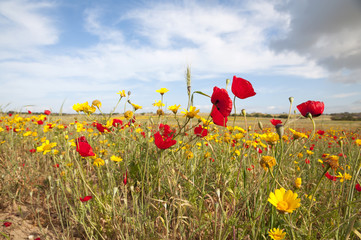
<box><xmin>1</xmin><ymin>0</ymin><xmax>361</xmax><ymax>114</ymax></box>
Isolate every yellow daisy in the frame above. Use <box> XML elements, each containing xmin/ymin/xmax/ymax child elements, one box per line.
<box><xmin>268</xmin><ymin>188</ymin><xmax>301</xmax><ymax>213</ymax></box>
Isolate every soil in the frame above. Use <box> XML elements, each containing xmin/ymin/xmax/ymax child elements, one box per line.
<box><xmin>0</xmin><ymin>204</ymin><xmax>58</xmax><ymax>240</ymax></box>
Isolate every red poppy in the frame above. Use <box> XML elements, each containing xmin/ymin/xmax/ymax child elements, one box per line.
<box><xmin>325</xmin><ymin>172</ymin><xmax>337</xmax><ymax>181</ymax></box>
<box><xmin>44</xmin><ymin>110</ymin><xmax>51</xmax><ymax>115</ymax></box>
<box><xmin>317</xmin><ymin>130</ymin><xmax>325</xmax><ymax>135</ymax></box>
<box><xmin>123</xmin><ymin>171</ymin><xmax>128</xmax><ymax>185</ymax></box>
<box><xmin>356</xmin><ymin>184</ymin><xmax>361</xmax><ymax>192</ymax></box>
<box><xmin>29</xmin><ymin>149</ymin><xmax>36</xmax><ymax>153</ymax></box>
<box><xmin>112</xmin><ymin>118</ymin><xmax>123</xmax><ymax>127</ymax></box>
<box><xmin>305</xmin><ymin>158</ymin><xmax>310</xmax><ymax>164</ymax></box>
<box><xmin>8</xmin><ymin>113</ymin><xmax>12</xmax><ymax>117</ymax></box>
<box><xmin>270</xmin><ymin>119</ymin><xmax>282</xmax><ymax>126</ymax></box>
<box><xmin>154</xmin><ymin>132</ymin><xmax>177</xmax><ymax>149</ymax></box>
<box><xmin>211</xmin><ymin>87</ymin><xmax>232</xmax><ymax>118</ymax></box>
<box><xmin>231</xmin><ymin>76</ymin><xmax>256</xmax><ymax>99</ymax></box>
<box><xmin>194</xmin><ymin>125</ymin><xmax>208</xmax><ymax>137</ymax></box>
<box><xmin>80</xmin><ymin>196</ymin><xmax>92</xmax><ymax>202</ymax></box>
<box><xmin>96</xmin><ymin>123</ymin><xmax>110</xmax><ymax>133</ymax></box>
<box><xmin>297</xmin><ymin>101</ymin><xmax>324</xmax><ymax>118</ymax></box>
<box><xmin>28</xmin><ymin>110</ymin><xmax>32</xmax><ymax>114</ymax></box>
<box><xmin>211</xmin><ymin>106</ymin><xmax>228</xmax><ymax>127</ymax></box>
<box><xmin>159</xmin><ymin>124</ymin><xmax>175</xmax><ymax>137</ymax></box>
<box><xmin>76</xmin><ymin>137</ymin><xmax>95</xmax><ymax>157</ymax></box>
<box><xmin>76</xmin><ymin>136</ymin><xmax>88</xmax><ymax>143</ymax></box>
<box><xmin>37</xmin><ymin>120</ymin><xmax>44</xmax><ymax>125</ymax></box>
<box><xmin>3</xmin><ymin>221</ymin><xmax>11</xmax><ymax>227</ymax></box>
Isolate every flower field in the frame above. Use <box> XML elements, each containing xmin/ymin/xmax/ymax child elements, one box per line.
<box><xmin>1</xmin><ymin>76</ymin><xmax>361</xmax><ymax>239</ymax></box>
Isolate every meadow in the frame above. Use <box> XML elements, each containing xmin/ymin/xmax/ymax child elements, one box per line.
<box><xmin>1</xmin><ymin>76</ymin><xmax>361</xmax><ymax>240</ymax></box>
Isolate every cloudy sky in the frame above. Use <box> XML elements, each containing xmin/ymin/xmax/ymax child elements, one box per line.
<box><xmin>1</xmin><ymin>0</ymin><xmax>361</xmax><ymax>114</ymax></box>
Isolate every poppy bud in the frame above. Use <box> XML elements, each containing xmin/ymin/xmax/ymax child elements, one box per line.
<box><xmin>241</xmin><ymin>109</ymin><xmax>246</xmax><ymax>117</ymax></box>
<box><xmin>128</xmin><ymin>91</ymin><xmax>131</xmax><ymax>96</ymax></box>
<box><xmin>258</xmin><ymin>120</ymin><xmax>263</xmax><ymax>131</ymax></box>
<box><xmin>226</xmin><ymin>78</ymin><xmax>231</xmax><ymax>89</ymax></box>
<box><xmin>276</xmin><ymin>124</ymin><xmax>284</xmax><ymax>138</ymax></box>
<box><xmin>289</xmin><ymin>97</ymin><xmax>294</xmax><ymax>104</ymax></box>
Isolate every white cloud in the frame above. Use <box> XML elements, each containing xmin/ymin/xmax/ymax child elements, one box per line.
<box><xmin>1</xmin><ymin>0</ymin><xmax>354</xmax><ymax>113</ymax></box>
<box><xmin>0</xmin><ymin>0</ymin><xmax>58</xmax><ymax>59</ymax></box>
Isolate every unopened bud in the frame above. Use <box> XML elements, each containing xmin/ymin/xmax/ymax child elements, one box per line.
<box><xmin>226</xmin><ymin>78</ymin><xmax>231</xmax><ymax>89</ymax></box>
<box><xmin>258</xmin><ymin>120</ymin><xmax>263</xmax><ymax>131</ymax></box>
<box><xmin>289</xmin><ymin>97</ymin><xmax>294</xmax><ymax>104</ymax></box>
<box><xmin>276</xmin><ymin>124</ymin><xmax>284</xmax><ymax>138</ymax></box>
<box><xmin>241</xmin><ymin>109</ymin><xmax>246</xmax><ymax>116</ymax></box>
<box><xmin>127</xmin><ymin>91</ymin><xmax>131</xmax><ymax>96</ymax></box>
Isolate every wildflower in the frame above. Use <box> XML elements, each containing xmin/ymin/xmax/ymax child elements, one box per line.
<box><xmin>168</xmin><ymin>104</ymin><xmax>181</xmax><ymax>114</ymax></box>
<box><xmin>3</xmin><ymin>222</ymin><xmax>12</xmax><ymax>227</ymax></box>
<box><xmin>28</xmin><ymin>110</ymin><xmax>32</xmax><ymax>114</ymax></box>
<box><xmin>154</xmin><ymin>132</ymin><xmax>176</xmax><ymax>149</ymax></box>
<box><xmin>37</xmin><ymin>140</ymin><xmax>57</xmax><ymax>155</ymax></box>
<box><xmin>317</xmin><ymin>130</ymin><xmax>325</xmax><ymax>135</ymax></box>
<box><xmin>156</xmin><ymin>88</ymin><xmax>169</xmax><ymax>95</ymax></box>
<box><xmin>307</xmin><ymin>150</ymin><xmax>314</xmax><ymax>155</ymax></box>
<box><xmin>324</xmin><ymin>155</ymin><xmax>340</xmax><ymax>171</ymax></box>
<box><xmin>29</xmin><ymin>149</ymin><xmax>36</xmax><ymax>153</ymax></box>
<box><xmin>231</xmin><ymin>76</ymin><xmax>256</xmax><ymax>99</ymax></box>
<box><xmin>325</xmin><ymin>172</ymin><xmax>337</xmax><ymax>181</ymax></box>
<box><xmin>270</xmin><ymin>119</ymin><xmax>282</xmax><ymax>126</ymax></box>
<box><xmin>211</xmin><ymin>86</ymin><xmax>232</xmax><ymax>118</ymax></box>
<box><xmin>123</xmin><ymin>171</ymin><xmax>128</xmax><ymax>185</ymax></box>
<box><xmin>124</xmin><ymin>111</ymin><xmax>133</xmax><ymax>119</ymax></box>
<box><xmin>289</xmin><ymin>128</ymin><xmax>308</xmax><ymax>139</ymax></box>
<box><xmin>194</xmin><ymin>125</ymin><xmax>208</xmax><ymax>137</ymax></box>
<box><xmin>182</xmin><ymin>106</ymin><xmax>200</xmax><ymax>118</ymax></box>
<box><xmin>73</xmin><ymin>103</ymin><xmax>82</xmax><ymax>112</ymax></box>
<box><xmin>260</xmin><ymin>132</ymin><xmax>279</xmax><ymax>145</ymax></box>
<box><xmin>96</xmin><ymin>123</ymin><xmax>110</xmax><ymax>133</ymax></box>
<box><xmin>211</xmin><ymin>106</ymin><xmax>228</xmax><ymax>127</ymax></box>
<box><xmin>130</xmin><ymin>103</ymin><xmax>142</xmax><ymax>111</ymax></box>
<box><xmin>112</xmin><ymin>118</ymin><xmax>123</xmax><ymax>127</ymax></box>
<box><xmin>268</xmin><ymin>228</ymin><xmax>286</xmax><ymax>240</ymax></box>
<box><xmin>153</xmin><ymin>100</ymin><xmax>165</xmax><ymax>107</ymax></box>
<box><xmin>110</xmin><ymin>155</ymin><xmax>123</xmax><ymax>162</ymax></box>
<box><xmin>156</xmin><ymin>109</ymin><xmax>164</xmax><ymax>116</ymax></box>
<box><xmin>268</xmin><ymin>188</ymin><xmax>301</xmax><ymax>213</ymax></box>
<box><xmin>93</xmin><ymin>158</ymin><xmax>105</xmax><ymax>166</ymax></box>
<box><xmin>44</xmin><ymin>110</ymin><xmax>51</xmax><ymax>115</ymax></box>
<box><xmin>260</xmin><ymin>156</ymin><xmax>277</xmax><ymax>171</ymax></box>
<box><xmin>336</xmin><ymin>172</ymin><xmax>351</xmax><ymax>182</ymax></box>
<box><xmin>297</xmin><ymin>100</ymin><xmax>324</xmax><ymax>118</ymax></box>
<box><xmin>117</xmin><ymin>90</ymin><xmax>126</xmax><ymax>97</ymax></box>
<box><xmin>186</xmin><ymin>151</ymin><xmax>194</xmax><ymax>159</ymax></box>
<box><xmin>92</xmin><ymin>100</ymin><xmax>101</xmax><ymax>108</ymax></box>
<box><xmin>355</xmin><ymin>139</ymin><xmax>361</xmax><ymax>146</ymax></box>
<box><xmin>80</xmin><ymin>196</ymin><xmax>92</xmax><ymax>202</ymax></box>
<box><xmin>355</xmin><ymin>184</ymin><xmax>361</xmax><ymax>192</ymax></box>
<box><xmin>297</xmin><ymin>153</ymin><xmax>303</xmax><ymax>158</ymax></box>
<box><xmin>295</xmin><ymin>178</ymin><xmax>302</xmax><ymax>188</ymax></box>
<box><xmin>76</xmin><ymin>136</ymin><xmax>95</xmax><ymax>157</ymax></box>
